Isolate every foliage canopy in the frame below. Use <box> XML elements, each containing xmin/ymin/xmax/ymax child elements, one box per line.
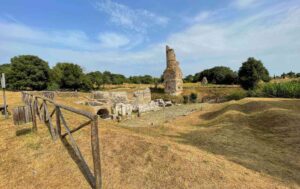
<box><xmin>238</xmin><ymin>57</ymin><xmax>270</xmax><ymax>89</ymax></box>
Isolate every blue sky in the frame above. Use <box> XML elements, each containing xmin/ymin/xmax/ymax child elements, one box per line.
<box><xmin>0</xmin><ymin>0</ymin><xmax>299</xmax><ymax>76</ymax></box>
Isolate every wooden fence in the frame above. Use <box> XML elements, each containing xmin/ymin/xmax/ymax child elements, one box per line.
<box><xmin>21</xmin><ymin>91</ymin><xmax>102</xmax><ymax>189</ymax></box>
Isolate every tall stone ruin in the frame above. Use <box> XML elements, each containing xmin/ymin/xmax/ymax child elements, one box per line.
<box><xmin>163</xmin><ymin>45</ymin><xmax>183</xmax><ymax>95</ymax></box>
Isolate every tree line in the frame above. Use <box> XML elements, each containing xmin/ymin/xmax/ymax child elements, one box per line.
<box><xmin>1</xmin><ymin>55</ymin><xmax>299</xmax><ymax>91</ymax></box>
<box><xmin>184</xmin><ymin>57</ymin><xmax>300</xmax><ymax>90</ymax></box>
<box><xmin>0</xmin><ymin>55</ymin><xmax>161</xmax><ymax>91</ymax></box>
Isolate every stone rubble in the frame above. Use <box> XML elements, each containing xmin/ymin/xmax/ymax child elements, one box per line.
<box><xmin>85</xmin><ymin>88</ymin><xmax>174</xmax><ymax>121</ymax></box>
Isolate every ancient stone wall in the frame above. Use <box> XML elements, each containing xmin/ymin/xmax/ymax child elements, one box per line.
<box><xmin>163</xmin><ymin>45</ymin><xmax>183</xmax><ymax>96</ymax></box>
<box><xmin>92</xmin><ymin>91</ymin><xmax>128</xmax><ymax>105</ymax></box>
<box><xmin>132</xmin><ymin>88</ymin><xmax>151</xmax><ymax>105</ymax></box>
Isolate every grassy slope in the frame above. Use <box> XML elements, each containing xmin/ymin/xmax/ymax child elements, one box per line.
<box><xmin>0</xmin><ymin>92</ymin><xmax>299</xmax><ymax>188</ymax></box>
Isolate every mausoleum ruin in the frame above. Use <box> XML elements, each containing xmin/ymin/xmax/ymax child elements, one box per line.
<box><xmin>163</xmin><ymin>45</ymin><xmax>183</xmax><ymax>96</ymax></box>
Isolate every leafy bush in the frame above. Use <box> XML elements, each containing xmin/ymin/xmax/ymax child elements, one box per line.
<box><xmin>246</xmin><ymin>89</ymin><xmax>264</xmax><ymax>97</ymax></box>
<box><xmin>226</xmin><ymin>91</ymin><xmax>247</xmax><ymax>101</ymax></box>
<box><xmin>190</xmin><ymin>93</ymin><xmax>198</xmax><ymax>103</ymax></box>
<box><xmin>261</xmin><ymin>80</ymin><xmax>300</xmax><ymax>98</ymax></box>
<box><xmin>47</xmin><ymin>82</ymin><xmax>60</xmax><ymax>91</ymax></box>
<box><xmin>151</xmin><ymin>93</ymin><xmax>184</xmax><ymax>104</ymax></box>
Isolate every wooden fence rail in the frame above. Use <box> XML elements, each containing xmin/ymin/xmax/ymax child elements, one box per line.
<box><xmin>21</xmin><ymin>91</ymin><xmax>102</xmax><ymax>189</ymax></box>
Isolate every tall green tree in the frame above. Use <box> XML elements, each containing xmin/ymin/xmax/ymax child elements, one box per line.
<box><xmin>9</xmin><ymin>55</ymin><xmax>50</xmax><ymax>90</ymax></box>
<box><xmin>238</xmin><ymin>57</ymin><xmax>270</xmax><ymax>89</ymax></box>
<box><xmin>52</xmin><ymin>62</ymin><xmax>84</xmax><ymax>90</ymax></box>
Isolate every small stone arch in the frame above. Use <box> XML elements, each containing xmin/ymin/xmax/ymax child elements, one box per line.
<box><xmin>97</xmin><ymin>108</ymin><xmax>110</xmax><ymax>119</ymax></box>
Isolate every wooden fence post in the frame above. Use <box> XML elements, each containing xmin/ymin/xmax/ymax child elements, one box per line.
<box><xmin>43</xmin><ymin>100</ymin><xmax>47</xmax><ymax>122</ymax></box>
<box><xmin>56</xmin><ymin>106</ymin><xmax>61</xmax><ymax>138</ymax></box>
<box><xmin>31</xmin><ymin>98</ymin><xmax>37</xmax><ymax>132</ymax></box>
<box><xmin>91</xmin><ymin>115</ymin><xmax>102</xmax><ymax>189</ymax></box>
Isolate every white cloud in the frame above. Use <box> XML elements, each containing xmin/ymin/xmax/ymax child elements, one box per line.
<box><xmin>0</xmin><ymin>19</ymin><xmax>164</xmax><ymax>75</ymax></box>
<box><xmin>0</xmin><ymin>1</ymin><xmax>299</xmax><ymax>76</ymax></box>
<box><xmin>0</xmin><ymin>21</ymin><xmax>96</xmax><ymax>50</ymax></box>
<box><xmin>97</xmin><ymin>32</ymin><xmax>130</xmax><ymax>48</ymax></box>
<box><xmin>94</xmin><ymin>0</ymin><xmax>169</xmax><ymax>33</ymax></box>
<box><xmin>166</xmin><ymin>1</ymin><xmax>300</xmax><ymax>74</ymax></box>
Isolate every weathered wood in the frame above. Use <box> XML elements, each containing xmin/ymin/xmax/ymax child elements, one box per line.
<box><xmin>61</xmin><ymin>120</ymin><xmax>92</xmax><ymax>138</ymax></box>
<box><xmin>91</xmin><ymin>116</ymin><xmax>102</xmax><ymax>189</ymax></box>
<box><xmin>50</xmin><ymin>108</ymin><xmax>56</xmax><ymax>118</ymax></box>
<box><xmin>0</xmin><ymin>105</ymin><xmax>8</xmax><ymax>115</ymax></box>
<box><xmin>43</xmin><ymin>91</ymin><xmax>55</xmax><ymax>100</ymax></box>
<box><xmin>12</xmin><ymin>106</ymin><xmax>32</xmax><ymax>125</ymax></box>
<box><xmin>21</xmin><ymin>91</ymin><xmax>102</xmax><ymax>189</ymax></box>
<box><xmin>44</xmin><ymin>102</ymin><xmax>57</xmax><ymax>140</ymax></box>
<box><xmin>42</xmin><ymin>101</ymin><xmax>46</xmax><ymax>122</ymax></box>
<box><xmin>35</xmin><ymin>98</ymin><xmax>42</xmax><ymax>121</ymax></box>
<box><xmin>23</xmin><ymin>92</ymin><xmax>94</xmax><ymax>119</ymax></box>
<box><xmin>56</xmin><ymin>107</ymin><xmax>62</xmax><ymax>138</ymax></box>
<box><xmin>58</xmin><ymin>108</ymin><xmax>95</xmax><ymax>187</ymax></box>
<box><xmin>32</xmin><ymin>100</ymin><xmax>37</xmax><ymax>132</ymax></box>
<box><xmin>2</xmin><ymin>87</ymin><xmax>8</xmax><ymax>118</ymax></box>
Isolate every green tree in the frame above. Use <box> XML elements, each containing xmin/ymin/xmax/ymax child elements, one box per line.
<box><xmin>196</xmin><ymin>66</ymin><xmax>238</xmax><ymax>84</ymax></box>
<box><xmin>0</xmin><ymin>64</ymin><xmax>11</xmax><ymax>88</ymax></box>
<box><xmin>52</xmin><ymin>62</ymin><xmax>83</xmax><ymax>90</ymax></box>
<box><xmin>287</xmin><ymin>71</ymin><xmax>296</xmax><ymax>78</ymax></box>
<box><xmin>102</xmin><ymin>71</ymin><xmax>112</xmax><ymax>85</ymax></box>
<box><xmin>0</xmin><ymin>64</ymin><xmax>11</xmax><ymax>75</ymax></box>
<box><xmin>80</xmin><ymin>74</ymin><xmax>93</xmax><ymax>91</ymax></box>
<box><xmin>86</xmin><ymin>71</ymin><xmax>103</xmax><ymax>89</ymax></box>
<box><xmin>9</xmin><ymin>55</ymin><xmax>50</xmax><ymax>90</ymax></box>
<box><xmin>111</xmin><ymin>74</ymin><xmax>126</xmax><ymax>84</ymax></box>
<box><xmin>184</xmin><ymin>75</ymin><xmax>194</xmax><ymax>83</ymax></box>
<box><xmin>238</xmin><ymin>57</ymin><xmax>270</xmax><ymax>90</ymax></box>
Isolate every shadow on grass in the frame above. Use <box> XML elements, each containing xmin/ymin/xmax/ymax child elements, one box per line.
<box><xmin>201</xmin><ymin>100</ymin><xmax>300</xmax><ymax>120</ymax></box>
<box><xmin>170</xmin><ymin>127</ymin><xmax>300</xmax><ymax>185</ymax></box>
<box><xmin>61</xmin><ymin>137</ymin><xmax>95</xmax><ymax>188</ymax></box>
<box><xmin>16</xmin><ymin>128</ymin><xmax>32</xmax><ymax>136</ymax></box>
<box><xmin>169</xmin><ymin>100</ymin><xmax>300</xmax><ymax>185</ymax></box>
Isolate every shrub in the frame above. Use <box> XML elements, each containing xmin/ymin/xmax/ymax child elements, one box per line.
<box><xmin>47</xmin><ymin>82</ymin><xmax>60</xmax><ymax>91</ymax></box>
<box><xmin>226</xmin><ymin>91</ymin><xmax>247</xmax><ymax>101</ymax></box>
<box><xmin>151</xmin><ymin>93</ymin><xmax>184</xmax><ymax>104</ymax></box>
<box><xmin>246</xmin><ymin>89</ymin><xmax>264</xmax><ymax>97</ymax></box>
<box><xmin>190</xmin><ymin>93</ymin><xmax>198</xmax><ymax>103</ymax></box>
<box><xmin>262</xmin><ymin>80</ymin><xmax>300</xmax><ymax>98</ymax></box>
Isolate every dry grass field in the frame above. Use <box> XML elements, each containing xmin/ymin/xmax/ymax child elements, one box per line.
<box><xmin>0</xmin><ymin>91</ymin><xmax>299</xmax><ymax>188</ymax></box>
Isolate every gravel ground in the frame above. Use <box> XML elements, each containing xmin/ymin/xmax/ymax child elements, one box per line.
<box><xmin>120</xmin><ymin>103</ymin><xmax>203</xmax><ymax>127</ymax></box>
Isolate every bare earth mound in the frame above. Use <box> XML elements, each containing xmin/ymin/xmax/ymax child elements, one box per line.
<box><xmin>0</xmin><ymin>92</ymin><xmax>299</xmax><ymax>188</ymax></box>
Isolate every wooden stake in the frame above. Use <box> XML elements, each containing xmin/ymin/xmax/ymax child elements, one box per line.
<box><xmin>3</xmin><ymin>88</ymin><xmax>8</xmax><ymax>118</ymax></box>
<box><xmin>1</xmin><ymin>73</ymin><xmax>7</xmax><ymax>119</ymax></box>
<box><xmin>91</xmin><ymin>115</ymin><xmax>102</xmax><ymax>189</ymax></box>
<box><xmin>31</xmin><ymin>99</ymin><xmax>37</xmax><ymax>132</ymax></box>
